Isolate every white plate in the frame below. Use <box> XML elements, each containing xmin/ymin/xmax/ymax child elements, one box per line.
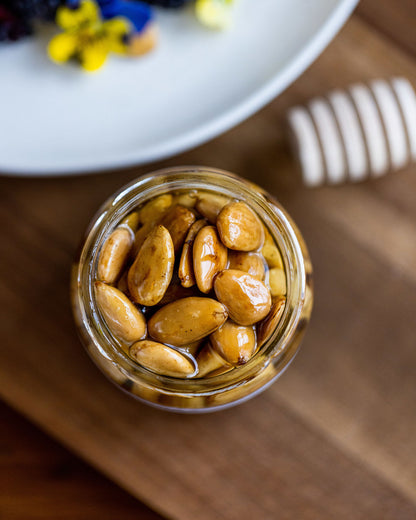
<box><xmin>0</xmin><ymin>0</ymin><xmax>358</xmax><ymax>176</ymax></box>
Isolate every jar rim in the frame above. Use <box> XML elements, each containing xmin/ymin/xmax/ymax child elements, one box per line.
<box><xmin>73</xmin><ymin>166</ymin><xmax>309</xmax><ymax>406</ymax></box>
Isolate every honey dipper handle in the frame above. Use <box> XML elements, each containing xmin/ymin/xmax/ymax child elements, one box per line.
<box><xmin>287</xmin><ymin>77</ymin><xmax>416</xmax><ymax>187</ymax></box>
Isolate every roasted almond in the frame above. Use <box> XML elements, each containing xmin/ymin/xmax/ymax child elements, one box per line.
<box><xmin>158</xmin><ymin>273</ymin><xmax>201</xmax><ymax>306</ymax></box>
<box><xmin>257</xmin><ymin>297</ymin><xmax>286</xmax><ymax>348</ymax></box>
<box><xmin>116</xmin><ymin>270</ymin><xmax>129</xmax><ymax>295</ymax></box>
<box><xmin>182</xmin><ymin>339</ymin><xmax>204</xmax><ymax>357</ymax></box>
<box><xmin>217</xmin><ymin>201</ymin><xmax>264</xmax><ymax>251</ymax></box>
<box><xmin>97</xmin><ymin>227</ymin><xmax>133</xmax><ymax>284</ymax></box>
<box><xmin>269</xmin><ymin>267</ymin><xmax>287</xmax><ymax>297</ymax></box>
<box><xmin>130</xmin><ymin>340</ymin><xmax>195</xmax><ymax>378</ymax></box>
<box><xmin>128</xmin><ymin>225</ymin><xmax>174</xmax><ymax>306</ymax></box>
<box><xmin>95</xmin><ymin>281</ymin><xmax>146</xmax><ymax>343</ymax></box>
<box><xmin>196</xmin><ymin>342</ymin><xmax>231</xmax><ymax>377</ymax></box>
<box><xmin>161</xmin><ymin>205</ymin><xmax>196</xmax><ymax>253</ymax></box>
<box><xmin>174</xmin><ymin>191</ymin><xmax>198</xmax><ymax>209</ymax></box>
<box><xmin>139</xmin><ymin>194</ymin><xmax>172</xmax><ymax>225</ymax></box>
<box><xmin>132</xmin><ymin>221</ymin><xmax>155</xmax><ymax>258</ymax></box>
<box><xmin>132</xmin><ymin>196</ymin><xmax>175</xmax><ymax>257</ymax></box>
<box><xmin>193</xmin><ymin>225</ymin><xmax>228</xmax><ymax>293</ymax></box>
<box><xmin>214</xmin><ymin>269</ymin><xmax>272</xmax><ymax>326</ymax></box>
<box><xmin>195</xmin><ymin>193</ymin><xmax>231</xmax><ymax>223</ymax></box>
<box><xmin>120</xmin><ymin>211</ymin><xmax>140</xmax><ymax>233</ymax></box>
<box><xmin>262</xmin><ymin>227</ymin><xmax>284</xmax><ymax>269</ymax></box>
<box><xmin>148</xmin><ymin>297</ymin><xmax>228</xmax><ymax>347</ymax></box>
<box><xmin>210</xmin><ymin>320</ymin><xmax>256</xmax><ymax>365</ymax></box>
<box><xmin>228</xmin><ymin>251</ymin><xmax>266</xmax><ymax>280</ymax></box>
<box><xmin>178</xmin><ymin>219</ymin><xmax>207</xmax><ymax>288</ymax></box>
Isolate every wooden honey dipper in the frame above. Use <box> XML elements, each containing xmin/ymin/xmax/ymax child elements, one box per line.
<box><xmin>287</xmin><ymin>78</ymin><xmax>416</xmax><ymax>187</ymax></box>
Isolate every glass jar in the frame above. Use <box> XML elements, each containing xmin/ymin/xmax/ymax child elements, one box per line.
<box><xmin>71</xmin><ymin>167</ymin><xmax>313</xmax><ymax>412</ymax></box>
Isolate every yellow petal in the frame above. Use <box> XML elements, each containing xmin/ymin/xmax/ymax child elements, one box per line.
<box><xmin>48</xmin><ymin>32</ymin><xmax>78</xmax><ymax>63</ymax></box>
<box><xmin>80</xmin><ymin>41</ymin><xmax>108</xmax><ymax>72</ymax></box>
<box><xmin>103</xmin><ymin>17</ymin><xmax>131</xmax><ymax>54</ymax></box>
<box><xmin>103</xmin><ymin>17</ymin><xmax>131</xmax><ymax>37</ymax></box>
<box><xmin>56</xmin><ymin>0</ymin><xmax>99</xmax><ymax>31</ymax></box>
<box><xmin>195</xmin><ymin>0</ymin><xmax>233</xmax><ymax>30</ymax></box>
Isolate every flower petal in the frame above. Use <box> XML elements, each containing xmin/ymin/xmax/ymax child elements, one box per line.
<box><xmin>48</xmin><ymin>32</ymin><xmax>78</xmax><ymax>63</ymax></box>
<box><xmin>100</xmin><ymin>1</ymin><xmax>153</xmax><ymax>33</ymax></box>
<box><xmin>103</xmin><ymin>17</ymin><xmax>131</xmax><ymax>37</ymax></box>
<box><xmin>56</xmin><ymin>0</ymin><xmax>99</xmax><ymax>31</ymax></box>
<box><xmin>195</xmin><ymin>0</ymin><xmax>233</xmax><ymax>30</ymax></box>
<box><xmin>80</xmin><ymin>40</ymin><xmax>108</xmax><ymax>71</ymax></box>
<box><xmin>102</xmin><ymin>17</ymin><xmax>131</xmax><ymax>54</ymax></box>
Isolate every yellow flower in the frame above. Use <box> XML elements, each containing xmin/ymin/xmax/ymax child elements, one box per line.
<box><xmin>48</xmin><ymin>32</ymin><xmax>79</xmax><ymax>63</ymax></box>
<box><xmin>195</xmin><ymin>0</ymin><xmax>234</xmax><ymax>30</ymax></box>
<box><xmin>103</xmin><ymin>18</ymin><xmax>132</xmax><ymax>54</ymax></box>
<box><xmin>56</xmin><ymin>0</ymin><xmax>99</xmax><ymax>31</ymax></box>
<box><xmin>48</xmin><ymin>0</ymin><xmax>132</xmax><ymax>72</ymax></box>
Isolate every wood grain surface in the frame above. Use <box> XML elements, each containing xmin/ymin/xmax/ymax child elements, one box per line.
<box><xmin>1</xmin><ymin>1</ymin><xmax>416</xmax><ymax>519</ymax></box>
<box><xmin>0</xmin><ymin>401</ymin><xmax>163</xmax><ymax>520</ymax></box>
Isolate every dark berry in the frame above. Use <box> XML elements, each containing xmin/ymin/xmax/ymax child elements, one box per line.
<box><xmin>1</xmin><ymin>0</ymin><xmax>63</xmax><ymax>21</ymax></box>
<box><xmin>65</xmin><ymin>0</ymin><xmax>81</xmax><ymax>9</ymax></box>
<box><xmin>0</xmin><ymin>5</ymin><xmax>32</xmax><ymax>41</ymax></box>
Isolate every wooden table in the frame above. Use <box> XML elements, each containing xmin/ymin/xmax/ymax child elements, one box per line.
<box><xmin>1</xmin><ymin>1</ymin><xmax>416</xmax><ymax>518</ymax></box>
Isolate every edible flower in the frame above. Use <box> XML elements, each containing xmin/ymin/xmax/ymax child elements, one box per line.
<box><xmin>195</xmin><ymin>0</ymin><xmax>234</xmax><ymax>30</ymax></box>
<box><xmin>48</xmin><ymin>0</ymin><xmax>133</xmax><ymax>71</ymax></box>
<box><xmin>97</xmin><ymin>0</ymin><xmax>157</xmax><ymax>56</ymax></box>
<box><xmin>97</xmin><ymin>0</ymin><xmax>153</xmax><ymax>33</ymax></box>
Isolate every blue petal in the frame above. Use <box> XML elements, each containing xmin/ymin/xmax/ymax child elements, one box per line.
<box><xmin>98</xmin><ymin>0</ymin><xmax>153</xmax><ymax>32</ymax></box>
